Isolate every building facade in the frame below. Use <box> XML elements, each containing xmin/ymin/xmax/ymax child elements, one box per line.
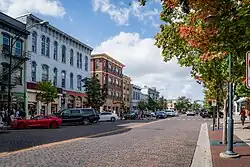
<box><xmin>122</xmin><ymin>75</ymin><xmax>131</xmax><ymax>112</ymax></box>
<box><xmin>91</xmin><ymin>53</ymin><xmax>125</xmax><ymax>113</ymax></box>
<box><xmin>131</xmin><ymin>84</ymin><xmax>141</xmax><ymax>111</ymax></box>
<box><xmin>141</xmin><ymin>87</ymin><xmax>160</xmax><ymax>101</ymax></box>
<box><xmin>0</xmin><ymin>12</ymin><xmax>30</xmax><ymax>112</ymax></box>
<box><xmin>166</xmin><ymin>99</ymin><xmax>177</xmax><ymax>109</ymax></box>
<box><xmin>17</xmin><ymin>14</ymin><xmax>93</xmax><ymax>115</ymax></box>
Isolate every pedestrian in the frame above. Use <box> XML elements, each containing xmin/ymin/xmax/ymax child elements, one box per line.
<box><xmin>240</xmin><ymin>108</ymin><xmax>246</xmax><ymax>128</ymax></box>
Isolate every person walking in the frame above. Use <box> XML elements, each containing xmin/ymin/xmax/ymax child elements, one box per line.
<box><xmin>240</xmin><ymin>108</ymin><xmax>247</xmax><ymax>128</ymax></box>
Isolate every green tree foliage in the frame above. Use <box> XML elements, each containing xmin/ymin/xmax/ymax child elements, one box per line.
<box><xmin>36</xmin><ymin>81</ymin><xmax>58</xmax><ymax>114</ymax></box>
<box><xmin>82</xmin><ymin>76</ymin><xmax>107</xmax><ymax>110</ymax></box>
<box><xmin>156</xmin><ymin>96</ymin><xmax>165</xmax><ymax>110</ymax></box>
<box><xmin>147</xmin><ymin>96</ymin><xmax>157</xmax><ymax>111</ymax></box>
<box><xmin>137</xmin><ymin>100</ymin><xmax>147</xmax><ymax>111</ymax></box>
<box><xmin>191</xmin><ymin>101</ymin><xmax>201</xmax><ymax>110</ymax></box>
<box><xmin>175</xmin><ymin>96</ymin><xmax>191</xmax><ymax>112</ymax></box>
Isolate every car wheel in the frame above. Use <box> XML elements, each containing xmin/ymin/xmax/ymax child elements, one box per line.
<box><xmin>82</xmin><ymin>118</ymin><xmax>89</xmax><ymax>125</ymax></box>
<box><xmin>110</xmin><ymin>117</ymin><xmax>116</xmax><ymax>122</ymax></box>
<box><xmin>18</xmin><ymin>123</ymin><xmax>25</xmax><ymax>129</ymax></box>
<box><xmin>50</xmin><ymin>121</ymin><xmax>57</xmax><ymax>129</ymax></box>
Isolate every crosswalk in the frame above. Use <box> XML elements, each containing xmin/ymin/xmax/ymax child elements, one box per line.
<box><xmin>167</xmin><ymin>118</ymin><xmax>211</xmax><ymax>121</ymax></box>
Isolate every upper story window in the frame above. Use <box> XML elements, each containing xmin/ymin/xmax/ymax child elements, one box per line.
<box><xmin>79</xmin><ymin>53</ymin><xmax>82</xmax><ymax>69</ymax></box>
<box><xmin>61</xmin><ymin>70</ymin><xmax>66</xmax><ymax>88</ymax></box>
<box><xmin>77</xmin><ymin>52</ymin><xmax>80</xmax><ymax>68</ymax></box>
<box><xmin>53</xmin><ymin>68</ymin><xmax>57</xmax><ymax>86</ymax></box>
<box><xmin>31</xmin><ymin>61</ymin><xmax>37</xmax><ymax>82</ymax></box>
<box><xmin>116</xmin><ymin>79</ymin><xmax>119</xmax><ymax>86</ymax></box>
<box><xmin>108</xmin><ymin>76</ymin><xmax>112</xmax><ymax>84</ymax></box>
<box><xmin>116</xmin><ymin>67</ymin><xmax>119</xmax><ymax>73</ymax></box>
<box><xmin>70</xmin><ymin>73</ymin><xmax>73</xmax><ymax>89</ymax></box>
<box><xmin>41</xmin><ymin>64</ymin><xmax>49</xmax><ymax>82</ymax></box>
<box><xmin>77</xmin><ymin>75</ymin><xmax>82</xmax><ymax>91</ymax></box>
<box><xmin>84</xmin><ymin>55</ymin><xmax>88</xmax><ymax>71</ymax></box>
<box><xmin>45</xmin><ymin>37</ymin><xmax>50</xmax><ymax>57</ymax></box>
<box><xmin>3</xmin><ymin>33</ymin><xmax>10</xmax><ymax>46</ymax></box>
<box><xmin>41</xmin><ymin>35</ymin><xmax>45</xmax><ymax>55</ymax></box>
<box><xmin>70</xmin><ymin>49</ymin><xmax>74</xmax><ymax>66</ymax></box>
<box><xmin>62</xmin><ymin>45</ymin><xmax>66</xmax><ymax>63</ymax></box>
<box><xmin>53</xmin><ymin>41</ymin><xmax>58</xmax><ymax>60</ymax></box>
<box><xmin>95</xmin><ymin>59</ymin><xmax>100</xmax><ymax>69</ymax></box>
<box><xmin>15</xmin><ymin>40</ymin><xmax>22</xmax><ymax>56</ymax></box>
<box><xmin>32</xmin><ymin>31</ymin><xmax>37</xmax><ymax>53</ymax></box>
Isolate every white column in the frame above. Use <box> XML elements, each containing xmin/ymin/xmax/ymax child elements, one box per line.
<box><xmin>100</xmin><ymin>106</ymin><xmax>103</xmax><ymax>112</ymax></box>
<box><xmin>65</xmin><ymin>96</ymin><xmax>69</xmax><ymax>109</ymax></box>
<box><xmin>47</xmin><ymin>102</ymin><xmax>51</xmax><ymax>115</ymax></box>
<box><xmin>58</xmin><ymin>95</ymin><xmax>62</xmax><ymax>111</ymax></box>
<box><xmin>37</xmin><ymin>101</ymin><xmax>41</xmax><ymax>115</ymax></box>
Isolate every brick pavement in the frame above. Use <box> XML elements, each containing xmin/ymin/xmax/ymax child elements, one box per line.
<box><xmin>209</xmin><ymin>129</ymin><xmax>250</xmax><ymax>167</ymax></box>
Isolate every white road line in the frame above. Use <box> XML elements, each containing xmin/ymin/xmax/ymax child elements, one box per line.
<box><xmin>187</xmin><ymin>119</ymin><xmax>190</xmax><ymax>120</ymax></box>
<box><xmin>193</xmin><ymin>119</ymin><xmax>196</xmax><ymax>120</ymax></box>
<box><xmin>191</xmin><ymin>123</ymin><xmax>212</xmax><ymax>167</ymax></box>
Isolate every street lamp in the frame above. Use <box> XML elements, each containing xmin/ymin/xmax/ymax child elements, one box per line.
<box><xmin>7</xmin><ymin>20</ymin><xmax>48</xmax><ymax>124</ymax></box>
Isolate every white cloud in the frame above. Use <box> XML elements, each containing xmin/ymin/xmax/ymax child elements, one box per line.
<box><xmin>0</xmin><ymin>0</ymin><xmax>66</xmax><ymax>18</ymax></box>
<box><xmin>94</xmin><ymin>32</ymin><xmax>204</xmax><ymax>100</ymax></box>
<box><xmin>92</xmin><ymin>0</ymin><xmax>160</xmax><ymax>26</ymax></box>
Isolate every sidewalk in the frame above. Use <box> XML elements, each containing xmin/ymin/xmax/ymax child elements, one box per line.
<box><xmin>209</xmin><ymin>122</ymin><xmax>250</xmax><ymax>167</ymax></box>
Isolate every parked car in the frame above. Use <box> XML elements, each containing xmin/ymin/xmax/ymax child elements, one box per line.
<box><xmin>124</xmin><ymin>112</ymin><xmax>138</xmax><ymax>120</ymax></box>
<box><xmin>156</xmin><ymin>111</ymin><xmax>167</xmax><ymax>119</ymax></box>
<box><xmin>59</xmin><ymin>108</ymin><xmax>100</xmax><ymax>125</ymax></box>
<box><xmin>99</xmin><ymin>112</ymin><xmax>119</xmax><ymax>122</ymax></box>
<box><xmin>186</xmin><ymin>111</ymin><xmax>196</xmax><ymax>116</ymax></box>
<box><xmin>11</xmin><ymin>115</ymin><xmax>62</xmax><ymax>129</ymax></box>
<box><xmin>165</xmin><ymin>110</ymin><xmax>176</xmax><ymax>117</ymax></box>
<box><xmin>201</xmin><ymin>111</ymin><xmax>223</xmax><ymax>118</ymax></box>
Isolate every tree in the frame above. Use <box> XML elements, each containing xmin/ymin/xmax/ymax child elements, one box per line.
<box><xmin>137</xmin><ymin>100</ymin><xmax>147</xmax><ymax>111</ymax></box>
<box><xmin>191</xmin><ymin>101</ymin><xmax>201</xmax><ymax>110</ymax></box>
<box><xmin>82</xmin><ymin>76</ymin><xmax>107</xmax><ymax>110</ymax></box>
<box><xmin>157</xmin><ymin>96</ymin><xmax>165</xmax><ymax>110</ymax></box>
<box><xmin>147</xmin><ymin>96</ymin><xmax>157</xmax><ymax>111</ymax></box>
<box><xmin>36</xmin><ymin>81</ymin><xmax>58</xmax><ymax>115</ymax></box>
<box><xmin>175</xmin><ymin>96</ymin><xmax>191</xmax><ymax>112</ymax></box>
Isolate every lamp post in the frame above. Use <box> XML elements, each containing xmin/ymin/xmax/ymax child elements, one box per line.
<box><xmin>7</xmin><ymin>20</ymin><xmax>48</xmax><ymax>124</ymax></box>
<box><xmin>220</xmin><ymin>54</ymin><xmax>239</xmax><ymax>158</ymax></box>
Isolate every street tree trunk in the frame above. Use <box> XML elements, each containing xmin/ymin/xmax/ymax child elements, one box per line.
<box><xmin>222</xmin><ymin>98</ymin><xmax>228</xmax><ymax>144</ymax></box>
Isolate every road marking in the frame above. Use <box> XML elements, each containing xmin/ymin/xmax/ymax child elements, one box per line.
<box><xmin>0</xmin><ymin>119</ymin><xmax>166</xmax><ymax>157</ymax></box>
<box><xmin>191</xmin><ymin>123</ymin><xmax>212</xmax><ymax>167</ymax></box>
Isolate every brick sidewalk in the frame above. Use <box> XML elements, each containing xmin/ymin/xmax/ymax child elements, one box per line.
<box><xmin>209</xmin><ymin>129</ymin><xmax>250</xmax><ymax>167</ymax></box>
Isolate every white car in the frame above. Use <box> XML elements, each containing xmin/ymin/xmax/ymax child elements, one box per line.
<box><xmin>186</xmin><ymin>111</ymin><xmax>196</xmax><ymax>116</ymax></box>
<box><xmin>99</xmin><ymin>112</ymin><xmax>119</xmax><ymax>122</ymax></box>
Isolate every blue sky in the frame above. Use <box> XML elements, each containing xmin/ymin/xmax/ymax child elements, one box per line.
<box><xmin>0</xmin><ymin>0</ymin><xmax>204</xmax><ymax>100</ymax></box>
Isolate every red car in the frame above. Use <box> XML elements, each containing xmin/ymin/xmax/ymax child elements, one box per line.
<box><xmin>11</xmin><ymin>115</ymin><xmax>62</xmax><ymax>129</ymax></box>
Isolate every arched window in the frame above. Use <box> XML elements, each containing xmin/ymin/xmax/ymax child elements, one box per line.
<box><xmin>31</xmin><ymin>61</ymin><xmax>37</xmax><ymax>82</ymax></box>
<box><xmin>61</xmin><ymin>70</ymin><xmax>66</xmax><ymax>88</ymax></box>
<box><xmin>53</xmin><ymin>68</ymin><xmax>58</xmax><ymax>86</ymax></box>
<box><xmin>41</xmin><ymin>35</ymin><xmax>45</xmax><ymax>55</ymax></box>
<box><xmin>77</xmin><ymin>75</ymin><xmax>82</xmax><ymax>91</ymax></box>
<box><xmin>62</xmin><ymin>45</ymin><xmax>66</xmax><ymax>63</ymax></box>
<box><xmin>70</xmin><ymin>49</ymin><xmax>74</xmax><ymax>66</ymax></box>
<box><xmin>84</xmin><ymin>55</ymin><xmax>88</xmax><ymax>71</ymax></box>
<box><xmin>53</xmin><ymin>41</ymin><xmax>58</xmax><ymax>60</ymax></box>
<box><xmin>32</xmin><ymin>31</ymin><xmax>37</xmax><ymax>53</ymax></box>
<box><xmin>46</xmin><ymin>37</ymin><xmax>50</xmax><ymax>57</ymax></box>
<box><xmin>70</xmin><ymin>73</ymin><xmax>73</xmax><ymax>89</ymax></box>
<box><xmin>41</xmin><ymin>64</ymin><xmax>49</xmax><ymax>81</ymax></box>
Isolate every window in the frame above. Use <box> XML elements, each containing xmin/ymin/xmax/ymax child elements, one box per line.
<box><xmin>95</xmin><ymin>59</ymin><xmax>100</xmax><ymax>69</ymax></box>
<box><xmin>77</xmin><ymin>75</ymin><xmax>82</xmax><ymax>91</ymax></box>
<box><xmin>108</xmin><ymin>76</ymin><xmax>112</xmax><ymax>83</ymax></box>
<box><xmin>32</xmin><ymin>31</ymin><xmax>37</xmax><ymax>52</ymax></box>
<box><xmin>61</xmin><ymin>71</ymin><xmax>66</xmax><ymax>88</ymax></box>
<box><xmin>53</xmin><ymin>68</ymin><xmax>57</xmax><ymax>86</ymax></box>
<box><xmin>77</xmin><ymin>52</ymin><xmax>80</xmax><ymax>68</ymax></box>
<box><xmin>41</xmin><ymin>64</ymin><xmax>49</xmax><ymax>81</ymax></box>
<box><xmin>116</xmin><ymin>79</ymin><xmax>119</xmax><ymax>86</ymax></box>
<box><xmin>70</xmin><ymin>73</ymin><xmax>73</xmax><ymax>89</ymax></box>
<box><xmin>84</xmin><ymin>56</ymin><xmax>88</xmax><ymax>71</ymax></box>
<box><xmin>2</xmin><ymin>33</ymin><xmax>10</xmax><ymax>53</ymax></box>
<box><xmin>41</xmin><ymin>35</ymin><xmax>45</xmax><ymax>55</ymax></box>
<box><xmin>15</xmin><ymin>40</ymin><xmax>22</xmax><ymax>56</ymax></box>
<box><xmin>46</xmin><ymin>37</ymin><xmax>50</xmax><ymax>57</ymax></box>
<box><xmin>103</xmin><ymin>60</ymin><xmax>106</xmax><ymax>67</ymax></box>
<box><xmin>80</xmin><ymin>53</ymin><xmax>82</xmax><ymax>69</ymax></box>
<box><xmin>53</xmin><ymin>41</ymin><xmax>58</xmax><ymax>60</ymax></box>
<box><xmin>103</xmin><ymin>74</ymin><xmax>106</xmax><ymax>83</ymax></box>
<box><xmin>62</xmin><ymin>45</ymin><xmax>66</xmax><ymax>63</ymax></box>
<box><xmin>116</xmin><ymin>66</ymin><xmax>119</xmax><ymax>73</ymax></box>
<box><xmin>70</xmin><ymin>49</ymin><xmax>74</xmax><ymax>66</ymax></box>
<box><xmin>31</xmin><ymin>61</ymin><xmax>37</xmax><ymax>82</ymax></box>
<box><xmin>13</xmin><ymin>68</ymin><xmax>22</xmax><ymax>85</ymax></box>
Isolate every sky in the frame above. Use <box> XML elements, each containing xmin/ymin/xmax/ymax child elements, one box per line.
<box><xmin>0</xmin><ymin>0</ymin><xmax>204</xmax><ymax>100</ymax></box>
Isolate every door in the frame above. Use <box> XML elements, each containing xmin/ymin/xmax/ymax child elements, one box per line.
<box><xmin>61</xmin><ymin>109</ymin><xmax>71</xmax><ymax>123</ymax></box>
<box><xmin>100</xmin><ymin>112</ymin><xmax>109</xmax><ymax>121</ymax></box>
<box><xmin>70</xmin><ymin>109</ymin><xmax>82</xmax><ymax>123</ymax></box>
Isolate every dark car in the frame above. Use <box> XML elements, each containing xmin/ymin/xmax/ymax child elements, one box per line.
<box><xmin>124</xmin><ymin>112</ymin><xmax>138</xmax><ymax>120</ymax></box>
<box><xmin>156</xmin><ymin>111</ymin><xmax>166</xmax><ymax>119</ymax></box>
<box><xmin>201</xmin><ymin>111</ymin><xmax>223</xmax><ymax>118</ymax></box>
<box><xmin>59</xmin><ymin>108</ymin><xmax>99</xmax><ymax>125</ymax></box>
